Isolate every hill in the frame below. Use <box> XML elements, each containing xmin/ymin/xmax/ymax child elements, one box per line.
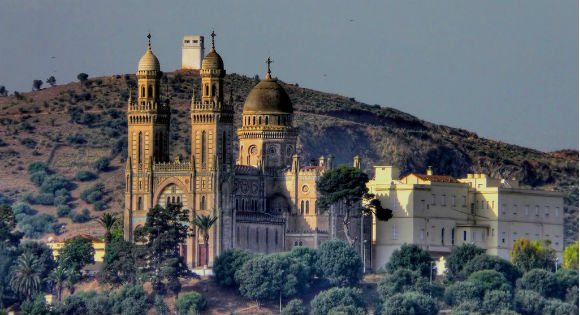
<box><xmin>0</xmin><ymin>71</ymin><xmax>577</xmax><ymax>244</ymax></box>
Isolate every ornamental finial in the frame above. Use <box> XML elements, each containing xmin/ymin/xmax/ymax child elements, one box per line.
<box><xmin>147</xmin><ymin>33</ymin><xmax>151</xmax><ymax>47</ymax></box>
<box><xmin>265</xmin><ymin>56</ymin><xmax>273</xmax><ymax>79</ymax></box>
<box><xmin>210</xmin><ymin>30</ymin><xmax>216</xmax><ymax>48</ymax></box>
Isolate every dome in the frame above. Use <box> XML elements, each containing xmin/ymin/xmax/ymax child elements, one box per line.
<box><xmin>243</xmin><ymin>76</ymin><xmax>293</xmax><ymax>114</ymax></box>
<box><xmin>138</xmin><ymin>46</ymin><xmax>160</xmax><ymax>72</ymax></box>
<box><xmin>201</xmin><ymin>48</ymin><xmax>224</xmax><ymax>70</ymax></box>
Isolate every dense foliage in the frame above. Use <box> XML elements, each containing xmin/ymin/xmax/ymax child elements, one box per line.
<box><xmin>316</xmin><ymin>239</ymin><xmax>362</xmax><ymax>286</ymax></box>
<box><xmin>174</xmin><ymin>292</ymin><xmax>207</xmax><ymax>315</ymax></box>
<box><xmin>385</xmin><ymin>243</ymin><xmax>432</xmax><ymax>277</ymax></box>
<box><xmin>310</xmin><ymin>287</ymin><xmax>366</xmax><ymax>315</ymax></box>
<box><xmin>213</xmin><ymin>248</ymin><xmax>252</xmax><ymax>287</ymax></box>
<box><xmin>446</xmin><ymin>243</ymin><xmax>485</xmax><ymax>280</ymax></box>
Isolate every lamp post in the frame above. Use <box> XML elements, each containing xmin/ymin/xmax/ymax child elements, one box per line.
<box><xmin>555</xmin><ymin>257</ymin><xmax>559</xmax><ymax>272</ymax></box>
<box><xmin>363</xmin><ymin>240</ymin><xmax>368</xmax><ymax>274</ymax></box>
<box><xmin>429</xmin><ymin>260</ymin><xmax>436</xmax><ymax>298</ymax></box>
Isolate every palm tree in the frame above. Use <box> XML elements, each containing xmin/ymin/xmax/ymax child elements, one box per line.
<box><xmin>10</xmin><ymin>254</ymin><xmax>41</xmax><ymax>300</ymax></box>
<box><xmin>49</xmin><ymin>266</ymin><xmax>67</xmax><ymax>302</ymax></box>
<box><xmin>96</xmin><ymin>213</ymin><xmax>118</xmax><ymax>248</ymax></box>
<box><xmin>192</xmin><ymin>215</ymin><xmax>217</xmax><ymax>266</ymax></box>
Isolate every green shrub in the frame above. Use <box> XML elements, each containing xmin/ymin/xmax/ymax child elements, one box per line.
<box><xmin>93</xmin><ymin>200</ymin><xmax>107</xmax><ymax>211</ymax></box>
<box><xmin>310</xmin><ymin>287</ymin><xmax>365</xmax><ymax>315</ymax></box>
<box><xmin>75</xmin><ymin>170</ymin><xmax>97</xmax><ymax>181</ymax></box>
<box><xmin>93</xmin><ymin>157</ymin><xmax>110</xmax><ymax>172</ymax></box>
<box><xmin>174</xmin><ymin>292</ymin><xmax>207</xmax><ymax>315</ymax></box>
<box><xmin>317</xmin><ymin>239</ymin><xmax>362</xmax><ymax>286</ymax></box>
<box><xmin>386</xmin><ymin>244</ymin><xmax>432</xmax><ymax>277</ymax></box>
<box><xmin>12</xmin><ymin>202</ymin><xmax>36</xmax><ymax>216</ymax></box>
<box><xmin>281</xmin><ymin>298</ymin><xmax>307</xmax><ymax>315</ymax></box>
<box><xmin>380</xmin><ymin>291</ymin><xmax>439</xmax><ymax>315</ymax></box>
<box><xmin>67</xmin><ymin>133</ymin><xmax>86</xmax><ymax>144</ymax></box>
<box><xmin>21</xmin><ymin>294</ymin><xmax>51</xmax><ymax>315</ymax></box>
<box><xmin>444</xmin><ymin>281</ymin><xmax>484</xmax><ymax>306</ymax></box>
<box><xmin>377</xmin><ymin>268</ymin><xmax>429</xmax><ymax>300</ymax></box>
<box><xmin>30</xmin><ymin>171</ymin><xmax>47</xmax><ymax>186</ymax></box>
<box><xmin>27</xmin><ymin>162</ymin><xmax>49</xmax><ymax>174</ymax></box>
<box><xmin>39</xmin><ymin>174</ymin><xmax>74</xmax><ymax>195</ymax></box>
<box><xmin>18</xmin><ymin>213</ymin><xmax>60</xmax><ymax>238</ymax></box>
<box><xmin>287</xmin><ymin>246</ymin><xmax>320</xmax><ymax>278</ymax></box>
<box><xmin>34</xmin><ymin>193</ymin><xmax>54</xmax><ymax>205</ymax></box>
<box><xmin>54</xmin><ymin>195</ymin><xmax>68</xmax><ymax>206</ymax></box>
<box><xmin>0</xmin><ymin>192</ymin><xmax>13</xmax><ymax>206</ymax></box>
<box><xmin>80</xmin><ymin>183</ymin><xmax>105</xmax><ymax>204</ymax></box>
<box><xmin>516</xmin><ymin>269</ymin><xmax>558</xmax><ymax>298</ymax></box>
<box><xmin>109</xmin><ymin>283</ymin><xmax>150</xmax><ymax>315</ymax></box>
<box><xmin>555</xmin><ymin>268</ymin><xmax>579</xmax><ymax>299</ymax></box>
<box><xmin>482</xmin><ymin>290</ymin><xmax>513</xmax><ymax>314</ymax></box>
<box><xmin>446</xmin><ymin>243</ymin><xmax>485</xmax><ymax>281</ymax></box>
<box><xmin>468</xmin><ymin>269</ymin><xmax>511</xmax><ymax>293</ymax></box>
<box><xmin>56</xmin><ymin>205</ymin><xmax>71</xmax><ymax>217</ymax></box>
<box><xmin>462</xmin><ymin>254</ymin><xmax>522</xmax><ymax>284</ymax></box>
<box><xmin>213</xmin><ymin>248</ymin><xmax>252</xmax><ymax>287</ymax></box>
<box><xmin>154</xmin><ymin>295</ymin><xmax>169</xmax><ymax>315</ymax></box>
<box><xmin>515</xmin><ymin>290</ymin><xmax>547</xmax><ymax>315</ymax></box>
<box><xmin>69</xmin><ymin>208</ymin><xmax>91</xmax><ymax>223</ymax></box>
<box><xmin>566</xmin><ymin>286</ymin><xmax>578</xmax><ymax>306</ymax></box>
<box><xmin>54</xmin><ymin>290</ymin><xmax>110</xmax><ymax>315</ymax></box>
<box><xmin>20</xmin><ymin>137</ymin><xmax>37</xmax><ymax>149</ymax></box>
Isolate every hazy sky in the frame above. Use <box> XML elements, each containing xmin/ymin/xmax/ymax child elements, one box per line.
<box><xmin>1</xmin><ymin>1</ymin><xmax>577</xmax><ymax>151</ymax></box>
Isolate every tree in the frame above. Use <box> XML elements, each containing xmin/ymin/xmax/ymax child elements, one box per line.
<box><xmin>9</xmin><ymin>254</ymin><xmax>41</xmax><ymax>300</ymax></box>
<box><xmin>99</xmin><ymin>238</ymin><xmax>137</xmax><ymax>285</ymax></box>
<box><xmin>386</xmin><ymin>244</ymin><xmax>432</xmax><ymax>277</ymax></box>
<box><xmin>377</xmin><ymin>268</ymin><xmax>426</xmax><ymax>300</ymax></box>
<box><xmin>467</xmin><ymin>270</ymin><xmax>511</xmax><ymax>293</ymax></box>
<box><xmin>77</xmin><ymin>73</ymin><xmax>89</xmax><ymax>85</ymax></box>
<box><xmin>444</xmin><ymin>281</ymin><xmax>484</xmax><ymax>307</ymax></box>
<box><xmin>516</xmin><ymin>269</ymin><xmax>558</xmax><ymax>298</ymax></box>
<box><xmin>281</xmin><ymin>299</ymin><xmax>308</xmax><ymax>315</ymax></box>
<box><xmin>446</xmin><ymin>243</ymin><xmax>485</xmax><ymax>280</ymax></box>
<box><xmin>49</xmin><ymin>266</ymin><xmax>67</xmax><ymax>302</ymax></box>
<box><xmin>0</xmin><ymin>86</ymin><xmax>6</xmax><ymax>96</ymax></box>
<box><xmin>317</xmin><ymin>239</ymin><xmax>362</xmax><ymax>286</ymax></box>
<box><xmin>174</xmin><ymin>292</ymin><xmax>207</xmax><ymax>315</ymax></box>
<box><xmin>287</xmin><ymin>246</ymin><xmax>320</xmax><ymax>279</ymax></box>
<box><xmin>20</xmin><ymin>293</ymin><xmax>51</xmax><ymax>315</ymax></box>
<box><xmin>93</xmin><ymin>157</ymin><xmax>110</xmax><ymax>172</ymax></box>
<box><xmin>0</xmin><ymin>205</ymin><xmax>23</xmax><ymax>247</ymax></box>
<box><xmin>135</xmin><ymin>204</ymin><xmax>191</xmax><ymax>295</ymax></box>
<box><xmin>57</xmin><ymin>236</ymin><xmax>95</xmax><ymax>274</ymax></box>
<box><xmin>0</xmin><ymin>247</ymin><xmax>20</xmax><ymax>308</ymax></box>
<box><xmin>32</xmin><ymin>80</ymin><xmax>43</xmax><ymax>91</ymax></box>
<box><xmin>74</xmin><ymin>170</ymin><xmax>97</xmax><ymax>182</ymax></box>
<box><xmin>154</xmin><ymin>295</ymin><xmax>169</xmax><ymax>315</ymax></box>
<box><xmin>19</xmin><ymin>242</ymin><xmax>56</xmax><ymax>291</ymax></box>
<box><xmin>379</xmin><ymin>291</ymin><xmax>439</xmax><ymax>315</ymax></box>
<box><xmin>310</xmin><ymin>287</ymin><xmax>366</xmax><ymax>315</ymax></box>
<box><xmin>213</xmin><ymin>248</ymin><xmax>252</xmax><ymax>287</ymax></box>
<box><xmin>462</xmin><ymin>254</ymin><xmax>522</xmax><ymax>284</ymax></box>
<box><xmin>481</xmin><ymin>290</ymin><xmax>514</xmax><ymax>314</ymax></box>
<box><xmin>316</xmin><ymin>166</ymin><xmax>390</xmax><ymax>246</ymax></box>
<box><xmin>192</xmin><ymin>214</ymin><xmax>217</xmax><ymax>267</ymax></box>
<box><xmin>96</xmin><ymin>213</ymin><xmax>118</xmax><ymax>249</ymax></box>
<box><xmin>555</xmin><ymin>268</ymin><xmax>579</xmax><ymax>300</ymax></box>
<box><xmin>514</xmin><ymin>290</ymin><xmax>547</xmax><ymax>315</ymax></box>
<box><xmin>511</xmin><ymin>238</ymin><xmax>557</xmax><ymax>272</ymax></box>
<box><xmin>54</xmin><ymin>290</ymin><xmax>111</xmax><ymax>315</ymax></box>
<box><xmin>563</xmin><ymin>241</ymin><xmax>578</xmax><ymax>270</ymax></box>
<box><xmin>235</xmin><ymin>253</ymin><xmax>310</xmax><ymax>306</ymax></box>
<box><xmin>109</xmin><ymin>283</ymin><xmax>151</xmax><ymax>315</ymax></box>
<box><xmin>46</xmin><ymin>76</ymin><xmax>56</xmax><ymax>87</ymax></box>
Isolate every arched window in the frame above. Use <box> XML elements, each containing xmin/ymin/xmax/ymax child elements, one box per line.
<box><xmin>172</xmin><ymin>196</ymin><xmax>176</xmax><ymax>203</ymax></box>
<box><xmin>259</xmin><ymin>116</ymin><xmax>262</xmax><ymax>124</ymax></box>
<box><xmin>201</xmin><ymin>131</ymin><xmax>207</xmax><ymax>167</ymax></box>
<box><xmin>306</xmin><ymin>200</ymin><xmax>310</xmax><ymax>214</ymax></box>
<box><xmin>298</xmin><ymin>241</ymin><xmax>303</xmax><ymax>246</ymax></box>
<box><xmin>205</xmin><ymin>85</ymin><xmax>209</xmax><ymax>96</ymax></box>
<box><xmin>265</xmin><ymin>116</ymin><xmax>269</xmax><ymax>125</ymax></box>
<box><xmin>451</xmin><ymin>228</ymin><xmax>455</xmax><ymax>245</ymax></box>
<box><xmin>137</xmin><ymin>197</ymin><xmax>142</xmax><ymax>210</ymax></box>
<box><xmin>138</xmin><ymin>132</ymin><xmax>143</xmax><ymax>164</ymax></box>
<box><xmin>148</xmin><ymin>85</ymin><xmax>153</xmax><ymax>98</ymax></box>
<box><xmin>177</xmin><ymin>196</ymin><xmax>180</xmax><ymax>204</ymax></box>
<box><xmin>141</xmin><ymin>86</ymin><xmax>145</xmax><ymax>97</ymax></box>
<box><xmin>300</xmin><ymin>200</ymin><xmax>304</xmax><ymax>215</ymax></box>
<box><xmin>277</xmin><ymin>116</ymin><xmax>280</xmax><ymax>124</ymax></box>
<box><xmin>235</xmin><ymin>199</ymin><xmax>239</xmax><ymax>211</ymax></box>
<box><xmin>441</xmin><ymin>228</ymin><xmax>445</xmax><ymax>245</ymax></box>
<box><xmin>212</xmin><ymin>84</ymin><xmax>217</xmax><ymax>97</ymax></box>
<box><xmin>253</xmin><ymin>116</ymin><xmax>256</xmax><ymax>125</ymax></box>
<box><xmin>275</xmin><ymin>230</ymin><xmax>278</xmax><ymax>245</ymax></box>
<box><xmin>200</xmin><ymin>196</ymin><xmax>206</xmax><ymax>210</ymax></box>
<box><xmin>167</xmin><ymin>197</ymin><xmax>171</xmax><ymax>205</ymax></box>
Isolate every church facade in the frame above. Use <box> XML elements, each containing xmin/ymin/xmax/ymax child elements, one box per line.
<box><xmin>123</xmin><ymin>34</ymin><xmax>371</xmax><ymax>268</ymax></box>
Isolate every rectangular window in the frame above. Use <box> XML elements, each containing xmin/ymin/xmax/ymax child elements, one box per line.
<box><xmin>502</xmin><ymin>204</ymin><xmax>507</xmax><ymax>215</ymax></box>
<box><xmin>420</xmin><ymin>229</ymin><xmax>424</xmax><ymax>240</ymax></box>
<box><xmin>513</xmin><ymin>205</ymin><xmax>518</xmax><ymax>215</ymax></box>
<box><xmin>472</xmin><ymin>231</ymin><xmax>476</xmax><ymax>242</ymax></box>
<box><xmin>452</xmin><ymin>196</ymin><xmax>456</xmax><ymax>206</ymax></box>
<box><xmin>184</xmin><ymin>40</ymin><xmax>190</xmax><ymax>43</ymax></box>
<box><xmin>545</xmin><ymin>206</ymin><xmax>550</xmax><ymax>217</ymax></box>
<box><xmin>431</xmin><ymin>194</ymin><xmax>436</xmax><ymax>205</ymax></box>
<box><xmin>392</xmin><ymin>224</ymin><xmax>398</xmax><ymax>240</ymax></box>
<box><xmin>502</xmin><ymin>232</ymin><xmax>506</xmax><ymax>243</ymax></box>
<box><xmin>555</xmin><ymin>207</ymin><xmax>559</xmax><ymax>217</ymax></box>
<box><xmin>463</xmin><ymin>196</ymin><xmax>467</xmax><ymax>206</ymax></box>
<box><xmin>192</xmin><ymin>40</ymin><xmax>198</xmax><ymax>43</ymax></box>
<box><xmin>463</xmin><ymin>231</ymin><xmax>467</xmax><ymax>241</ymax></box>
<box><xmin>420</xmin><ymin>200</ymin><xmax>425</xmax><ymax>211</ymax></box>
<box><xmin>535</xmin><ymin>206</ymin><xmax>539</xmax><ymax>216</ymax></box>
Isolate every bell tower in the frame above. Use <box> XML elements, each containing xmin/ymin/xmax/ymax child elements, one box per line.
<box><xmin>124</xmin><ymin>34</ymin><xmax>171</xmax><ymax>241</ymax></box>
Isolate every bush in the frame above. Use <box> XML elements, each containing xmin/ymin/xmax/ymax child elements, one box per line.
<box><xmin>517</xmin><ymin>269</ymin><xmax>558</xmax><ymax>298</ymax></box>
<box><xmin>75</xmin><ymin>170</ymin><xmax>97</xmax><ymax>181</ymax></box>
<box><xmin>67</xmin><ymin>133</ymin><xmax>87</xmax><ymax>144</ymax></box>
<box><xmin>12</xmin><ymin>202</ymin><xmax>36</xmax><ymax>216</ymax></box>
<box><xmin>462</xmin><ymin>254</ymin><xmax>522</xmax><ymax>284</ymax></box>
<box><xmin>54</xmin><ymin>195</ymin><xmax>68</xmax><ymax>206</ymax></box>
<box><xmin>555</xmin><ymin>268</ymin><xmax>579</xmax><ymax>299</ymax></box>
<box><xmin>27</xmin><ymin>162</ymin><xmax>49</xmax><ymax>174</ymax></box>
<box><xmin>56</xmin><ymin>205</ymin><xmax>71</xmax><ymax>217</ymax></box>
<box><xmin>174</xmin><ymin>292</ymin><xmax>207</xmax><ymax>315</ymax></box>
<box><xmin>447</xmin><ymin>243</ymin><xmax>486</xmax><ymax>280</ymax></box>
<box><xmin>18</xmin><ymin>213</ymin><xmax>59</xmax><ymax>238</ymax></box>
<box><xmin>467</xmin><ymin>269</ymin><xmax>511</xmax><ymax>293</ymax></box>
<box><xmin>20</xmin><ymin>137</ymin><xmax>37</xmax><ymax>149</ymax></box>
<box><xmin>93</xmin><ymin>200</ymin><xmax>107</xmax><ymax>211</ymax></box>
<box><xmin>40</xmin><ymin>174</ymin><xmax>74</xmax><ymax>195</ymax></box>
<box><xmin>444</xmin><ymin>281</ymin><xmax>484</xmax><ymax>306</ymax></box>
<box><xmin>34</xmin><ymin>193</ymin><xmax>54</xmax><ymax>205</ymax></box>
<box><xmin>110</xmin><ymin>283</ymin><xmax>150</xmax><ymax>315</ymax></box>
<box><xmin>515</xmin><ymin>290</ymin><xmax>547</xmax><ymax>315</ymax></box>
<box><xmin>93</xmin><ymin>157</ymin><xmax>110</xmax><ymax>172</ymax></box>
<box><xmin>310</xmin><ymin>287</ymin><xmax>366</xmax><ymax>315</ymax></box>
<box><xmin>287</xmin><ymin>246</ymin><xmax>320</xmax><ymax>278</ymax></box>
<box><xmin>21</xmin><ymin>294</ymin><xmax>51</xmax><ymax>315</ymax></box>
<box><xmin>30</xmin><ymin>171</ymin><xmax>48</xmax><ymax>186</ymax></box>
<box><xmin>386</xmin><ymin>244</ymin><xmax>432</xmax><ymax>277</ymax></box>
<box><xmin>377</xmin><ymin>268</ymin><xmax>425</xmax><ymax>300</ymax></box>
<box><xmin>80</xmin><ymin>183</ymin><xmax>106</xmax><ymax>204</ymax></box>
<box><xmin>213</xmin><ymin>248</ymin><xmax>252</xmax><ymax>287</ymax></box>
<box><xmin>380</xmin><ymin>291</ymin><xmax>439</xmax><ymax>315</ymax></box>
<box><xmin>450</xmin><ymin>300</ymin><xmax>483</xmax><ymax>314</ymax></box>
<box><xmin>281</xmin><ymin>299</ymin><xmax>308</xmax><ymax>315</ymax></box>
<box><xmin>69</xmin><ymin>208</ymin><xmax>91</xmax><ymax>223</ymax></box>
<box><xmin>154</xmin><ymin>295</ymin><xmax>169</xmax><ymax>315</ymax></box>
<box><xmin>566</xmin><ymin>286</ymin><xmax>578</xmax><ymax>306</ymax></box>
<box><xmin>317</xmin><ymin>239</ymin><xmax>362</xmax><ymax>286</ymax></box>
<box><xmin>0</xmin><ymin>193</ymin><xmax>13</xmax><ymax>206</ymax></box>
<box><xmin>482</xmin><ymin>290</ymin><xmax>513</xmax><ymax>314</ymax></box>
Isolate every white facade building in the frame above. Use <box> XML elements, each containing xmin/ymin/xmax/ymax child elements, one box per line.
<box><xmin>368</xmin><ymin>166</ymin><xmax>564</xmax><ymax>270</ymax></box>
<box><xmin>182</xmin><ymin>35</ymin><xmax>204</xmax><ymax>70</ymax></box>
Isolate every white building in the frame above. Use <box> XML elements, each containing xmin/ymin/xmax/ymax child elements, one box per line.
<box><xmin>368</xmin><ymin>166</ymin><xmax>564</xmax><ymax>270</ymax></box>
<box><xmin>182</xmin><ymin>35</ymin><xmax>204</xmax><ymax>70</ymax></box>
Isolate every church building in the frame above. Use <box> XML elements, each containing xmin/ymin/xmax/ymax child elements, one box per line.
<box><xmin>123</xmin><ymin>33</ymin><xmax>371</xmax><ymax>268</ymax></box>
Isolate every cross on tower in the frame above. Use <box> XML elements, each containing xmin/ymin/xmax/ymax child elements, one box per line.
<box><xmin>147</xmin><ymin>33</ymin><xmax>151</xmax><ymax>47</ymax></box>
<box><xmin>265</xmin><ymin>56</ymin><xmax>273</xmax><ymax>77</ymax></box>
<box><xmin>210</xmin><ymin>30</ymin><xmax>216</xmax><ymax>48</ymax></box>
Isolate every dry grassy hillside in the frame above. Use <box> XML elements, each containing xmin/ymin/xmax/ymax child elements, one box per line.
<box><xmin>0</xmin><ymin>71</ymin><xmax>577</xmax><ymax>243</ymax></box>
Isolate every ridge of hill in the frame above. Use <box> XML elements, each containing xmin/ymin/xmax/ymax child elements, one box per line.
<box><xmin>0</xmin><ymin>71</ymin><xmax>577</xmax><ymax>244</ymax></box>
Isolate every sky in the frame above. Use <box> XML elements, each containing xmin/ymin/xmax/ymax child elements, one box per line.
<box><xmin>0</xmin><ymin>1</ymin><xmax>577</xmax><ymax>151</ymax></box>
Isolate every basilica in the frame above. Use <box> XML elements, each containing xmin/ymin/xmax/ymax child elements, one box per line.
<box><xmin>123</xmin><ymin>33</ymin><xmax>370</xmax><ymax>268</ymax></box>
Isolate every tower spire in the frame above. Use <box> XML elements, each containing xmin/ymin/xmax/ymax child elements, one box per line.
<box><xmin>265</xmin><ymin>56</ymin><xmax>273</xmax><ymax>79</ymax></box>
<box><xmin>147</xmin><ymin>33</ymin><xmax>151</xmax><ymax>47</ymax></box>
<box><xmin>210</xmin><ymin>30</ymin><xmax>216</xmax><ymax>49</ymax></box>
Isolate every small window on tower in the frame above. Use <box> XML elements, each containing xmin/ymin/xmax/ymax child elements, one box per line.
<box><xmin>192</xmin><ymin>40</ymin><xmax>198</xmax><ymax>43</ymax></box>
<box><xmin>184</xmin><ymin>40</ymin><xmax>190</xmax><ymax>43</ymax></box>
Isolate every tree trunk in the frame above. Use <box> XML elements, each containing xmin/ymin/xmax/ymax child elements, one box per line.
<box><xmin>342</xmin><ymin>204</ymin><xmax>356</xmax><ymax>246</ymax></box>
<box><xmin>204</xmin><ymin>233</ymin><xmax>209</xmax><ymax>266</ymax></box>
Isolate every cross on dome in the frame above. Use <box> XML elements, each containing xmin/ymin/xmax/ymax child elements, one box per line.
<box><xmin>265</xmin><ymin>56</ymin><xmax>273</xmax><ymax>78</ymax></box>
<box><xmin>147</xmin><ymin>33</ymin><xmax>151</xmax><ymax>47</ymax></box>
<box><xmin>210</xmin><ymin>30</ymin><xmax>216</xmax><ymax>48</ymax></box>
